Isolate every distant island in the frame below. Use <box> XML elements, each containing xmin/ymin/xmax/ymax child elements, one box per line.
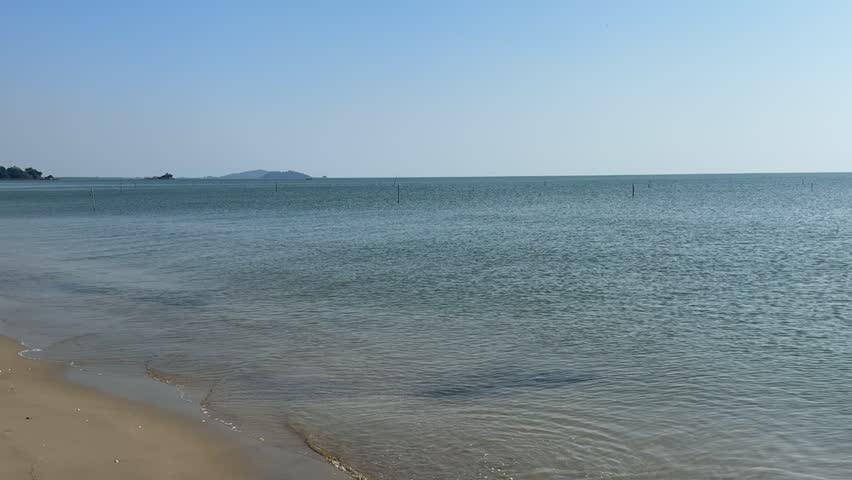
<box><xmin>146</xmin><ymin>173</ymin><xmax>174</xmax><ymax>180</ymax></box>
<box><xmin>219</xmin><ymin>169</ymin><xmax>311</xmax><ymax>180</ymax></box>
<box><xmin>0</xmin><ymin>165</ymin><xmax>54</xmax><ymax>180</ymax></box>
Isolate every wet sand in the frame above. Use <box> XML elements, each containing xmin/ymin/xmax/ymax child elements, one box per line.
<box><xmin>0</xmin><ymin>336</ymin><xmax>257</xmax><ymax>479</ymax></box>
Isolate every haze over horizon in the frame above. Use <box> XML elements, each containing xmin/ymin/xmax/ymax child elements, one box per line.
<box><xmin>2</xmin><ymin>1</ymin><xmax>851</xmax><ymax>178</ymax></box>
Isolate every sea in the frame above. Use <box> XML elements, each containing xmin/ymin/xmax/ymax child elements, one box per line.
<box><xmin>1</xmin><ymin>174</ymin><xmax>850</xmax><ymax>480</ymax></box>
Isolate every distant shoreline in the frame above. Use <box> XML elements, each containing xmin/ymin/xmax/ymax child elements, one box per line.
<box><xmin>36</xmin><ymin>171</ymin><xmax>852</xmax><ymax>181</ymax></box>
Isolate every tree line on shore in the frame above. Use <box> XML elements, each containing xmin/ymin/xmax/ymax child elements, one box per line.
<box><xmin>0</xmin><ymin>166</ymin><xmax>54</xmax><ymax>180</ymax></box>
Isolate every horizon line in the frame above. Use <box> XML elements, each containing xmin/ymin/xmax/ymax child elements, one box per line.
<box><xmin>56</xmin><ymin>170</ymin><xmax>852</xmax><ymax>180</ymax></box>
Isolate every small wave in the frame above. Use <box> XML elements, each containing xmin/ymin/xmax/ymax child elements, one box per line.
<box><xmin>144</xmin><ymin>361</ymin><xmax>183</xmax><ymax>385</ymax></box>
<box><xmin>14</xmin><ymin>338</ymin><xmax>43</xmax><ymax>359</ymax></box>
<box><xmin>198</xmin><ymin>377</ymin><xmax>241</xmax><ymax>431</ymax></box>
<box><xmin>285</xmin><ymin>421</ymin><xmax>371</xmax><ymax>480</ymax></box>
<box><xmin>144</xmin><ymin>366</ymin><xmax>241</xmax><ymax>432</ymax></box>
<box><xmin>17</xmin><ymin>346</ymin><xmax>42</xmax><ymax>358</ymax></box>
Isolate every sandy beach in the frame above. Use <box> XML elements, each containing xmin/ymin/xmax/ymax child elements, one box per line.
<box><xmin>0</xmin><ymin>336</ymin><xmax>256</xmax><ymax>480</ymax></box>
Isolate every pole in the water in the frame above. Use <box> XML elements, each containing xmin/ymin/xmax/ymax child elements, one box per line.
<box><xmin>632</xmin><ymin>183</ymin><xmax>635</xmax><ymax>198</ymax></box>
<box><xmin>397</xmin><ymin>184</ymin><xmax>400</xmax><ymax>204</ymax></box>
<box><xmin>90</xmin><ymin>188</ymin><xmax>96</xmax><ymax>212</ymax></box>
<box><xmin>811</xmin><ymin>182</ymin><xmax>814</xmax><ymax>192</ymax></box>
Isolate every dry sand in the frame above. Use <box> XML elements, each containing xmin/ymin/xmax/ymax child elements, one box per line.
<box><xmin>0</xmin><ymin>336</ymin><xmax>257</xmax><ymax>480</ymax></box>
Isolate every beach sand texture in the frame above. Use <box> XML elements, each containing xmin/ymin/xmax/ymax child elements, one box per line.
<box><xmin>0</xmin><ymin>336</ymin><xmax>256</xmax><ymax>480</ymax></box>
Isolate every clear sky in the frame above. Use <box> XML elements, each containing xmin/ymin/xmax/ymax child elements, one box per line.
<box><xmin>1</xmin><ymin>1</ymin><xmax>850</xmax><ymax>178</ymax></box>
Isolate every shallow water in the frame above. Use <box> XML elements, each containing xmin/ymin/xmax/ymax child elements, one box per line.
<box><xmin>1</xmin><ymin>174</ymin><xmax>851</xmax><ymax>479</ymax></box>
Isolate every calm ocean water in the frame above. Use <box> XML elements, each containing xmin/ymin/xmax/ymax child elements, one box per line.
<box><xmin>1</xmin><ymin>174</ymin><xmax>851</xmax><ymax>479</ymax></box>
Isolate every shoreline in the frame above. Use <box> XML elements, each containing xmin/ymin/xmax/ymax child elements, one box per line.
<box><xmin>0</xmin><ymin>335</ymin><xmax>256</xmax><ymax>479</ymax></box>
<box><xmin>1</xmin><ymin>334</ymin><xmax>360</xmax><ymax>480</ymax></box>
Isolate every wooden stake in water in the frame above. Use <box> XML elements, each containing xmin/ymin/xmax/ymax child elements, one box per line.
<box><xmin>275</xmin><ymin>182</ymin><xmax>278</xmax><ymax>193</ymax></box>
<box><xmin>397</xmin><ymin>184</ymin><xmax>400</xmax><ymax>204</ymax></box>
<box><xmin>632</xmin><ymin>183</ymin><xmax>635</xmax><ymax>198</ymax></box>
<box><xmin>90</xmin><ymin>188</ymin><xmax>96</xmax><ymax>212</ymax></box>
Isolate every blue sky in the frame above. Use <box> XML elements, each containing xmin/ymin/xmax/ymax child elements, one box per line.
<box><xmin>1</xmin><ymin>1</ymin><xmax>850</xmax><ymax>177</ymax></box>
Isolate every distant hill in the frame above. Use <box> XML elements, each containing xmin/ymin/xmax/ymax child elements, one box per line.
<box><xmin>146</xmin><ymin>173</ymin><xmax>174</xmax><ymax>180</ymax></box>
<box><xmin>219</xmin><ymin>169</ymin><xmax>268</xmax><ymax>179</ymax></box>
<box><xmin>220</xmin><ymin>170</ymin><xmax>311</xmax><ymax>180</ymax></box>
<box><xmin>0</xmin><ymin>165</ymin><xmax>54</xmax><ymax>180</ymax></box>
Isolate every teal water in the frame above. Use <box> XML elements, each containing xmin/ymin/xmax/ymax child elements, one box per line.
<box><xmin>1</xmin><ymin>174</ymin><xmax>851</xmax><ymax>479</ymax></box>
